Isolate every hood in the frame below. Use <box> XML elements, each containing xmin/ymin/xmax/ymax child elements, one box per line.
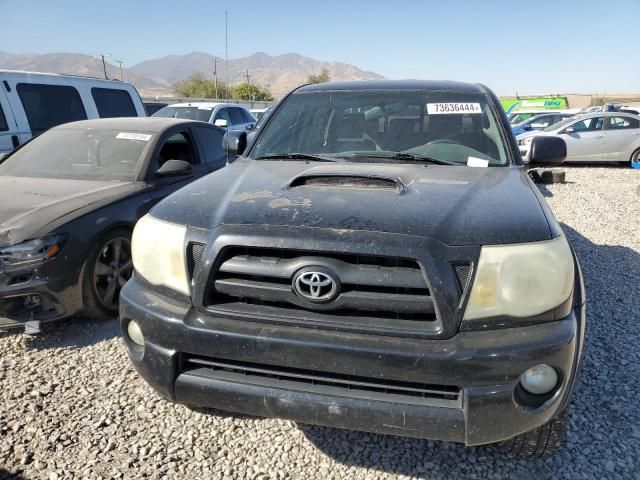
<box><xmin>0</xmin><ymin>177</ymin><xmax>137</xmax><ymax>246</ymax></box>
<box><xmin>151</xmin><ymin>159</ymin><xmax>553</xmax><ymax>246</ymax></box>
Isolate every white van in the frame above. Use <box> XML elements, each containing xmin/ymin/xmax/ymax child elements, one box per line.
<box><xmin>0</xmin><ymin>70</ymin><xmax>145</xmax><ymax>153</ymax></box>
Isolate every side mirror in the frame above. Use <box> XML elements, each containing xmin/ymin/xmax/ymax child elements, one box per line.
<box><xmin>214</xmin><ymin>118</ymin><xmax>229</xmax><ymax>128</ymax></box>
<box><xmin>562</xmin><ymin>126</ymin><xmax>575</xmax><ymax>134</ymax></box>
<box><xmin>156</xmin><ymin>159</ymin><xmax>193</xmax><ymax>177</ymax></box>
<box><xmin>529</xmin><ymin>136</ymin><xmax>566</xmax><ymax>166</ymax></box>
<box><xmin>223</xmin><ymin>131</ymin><xmax>247</xmax><ymax>156</ymax></box>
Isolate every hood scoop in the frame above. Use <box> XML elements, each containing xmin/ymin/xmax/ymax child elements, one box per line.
<box><xmin>288</xmin><ymin>174</ymin><xmax>403</xmax><ymax>192</ymax></box>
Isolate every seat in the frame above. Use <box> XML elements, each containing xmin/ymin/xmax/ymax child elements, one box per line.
<box><xmin>331</xmin><ymin>113</ymin><xmax>376</xmax><ymax>152</ymax></box>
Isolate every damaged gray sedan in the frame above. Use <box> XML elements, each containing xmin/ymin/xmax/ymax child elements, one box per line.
<box><xmin>0</xmin><ymin>117</ymin><xmax>228</xmax><ymax>331</ymax></box>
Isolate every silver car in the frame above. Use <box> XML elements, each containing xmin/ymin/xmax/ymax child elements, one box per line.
<box><xmin>517</xmin><ymin>112</ymin><xmax>640</xmax><ymax>164</ymax></box>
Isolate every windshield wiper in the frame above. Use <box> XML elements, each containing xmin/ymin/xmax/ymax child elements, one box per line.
<box><xmin>255</xmin><ymin>153</ymin><xmax>340</xmax><ymax>162</ymax></box>
<box><xmin>348</xmin><ymin>152</ymin><xmax>456</xmax><ymax>165</ymax></box>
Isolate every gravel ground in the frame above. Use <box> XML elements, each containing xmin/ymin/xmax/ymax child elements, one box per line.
<box><xmin>1</xmin><ymin>166</ymin><xmax>639</xmax><ymax>480</ymax></box>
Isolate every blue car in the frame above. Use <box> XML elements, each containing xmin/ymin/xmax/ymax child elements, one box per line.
<box><xmin>511</xmin><ymin>113</ymin><xmax>576</xmax><ymax>137</ymax></box>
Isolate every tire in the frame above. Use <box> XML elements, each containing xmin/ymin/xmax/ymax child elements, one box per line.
<box><xmin>530</xmin><ymin>168</ymin><xmax>565</xmax><ymax>184</ymax></box>
<box><xmin>81</xmin><ymin>228</ymin><xmax>133</xmax><ymax>319</ymax></box>
<box><xmin>494</xmin><ymin>409</ymin><xmax>568</xmax><ymax>457</ymax></box>
<box><xmin>631</xmin><ymin>148</ymin><xmax>640</xmax><ymax>168</ymax></box>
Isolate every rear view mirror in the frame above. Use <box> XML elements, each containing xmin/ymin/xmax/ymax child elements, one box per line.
<box><xmin>223</xmin><ymin>131</ymin><xmax>247</xmax><ymax>156</ymax></box>
<box><xmin>529</xmin><ymin>137</ymin><xmax>566</xmax><ymax>166</ymax></box>
<box><xmin>156</xmin><ymin>159</ymin><xmax>193</xmax><ymax>177</ymax></box>
<box><xmin>214</xmin><ymin>119</ymin><xmax>229</xmax><ymax>128</ymax></box>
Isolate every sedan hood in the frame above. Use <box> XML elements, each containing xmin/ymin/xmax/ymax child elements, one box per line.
<box><xmin>152</xmin><ymin>159</ymin><xmax>553</xmax><ymax>246</ymax></box>
<box><xmin>0</xmin><ymin>177</ymin><xmax>136</xmax><ymax>246</ymax></box>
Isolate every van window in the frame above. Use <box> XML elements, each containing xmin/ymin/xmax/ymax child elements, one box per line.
<box><xmin>17</xmin><ymin>83</ymin><xmax>87</xmax><ymax>135</ymax></box>
<box><xmin>92</xmin><ymin>88</ymin><xmax>137</xmax><ymax>118</ymax></box>
<box><xmin>0</xmin><ymin>104</ymin><xmax>7</xmax><ymax>131</ymax></box>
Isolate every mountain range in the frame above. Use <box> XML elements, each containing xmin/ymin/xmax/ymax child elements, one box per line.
<box><xmin>0</xmin><ymin>51</ymin><xmax>384</xmax><ymax>99</ymax></box>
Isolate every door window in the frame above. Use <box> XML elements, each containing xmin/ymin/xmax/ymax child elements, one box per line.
<box><xmin>92</xmin><ymin>88</ymin><xmax>137</xmax><ymax>118</ymax></box>
<box><xmin>157</xmin><ymin>131</ymin><xmax>198</xmax><ymax>168</ymax></box>
<box><xmin>193</xmin><ymin>126</ymin><xmax>225</xmax><ymax>166</ymax></box>
<box><xmin>17</xmin><ymin>83</ymin><xmax>87</xmax><ymax>135</ymax></box>
<box><xmin>570</xmin><ymin>117</ymin><xmax>604</xmax><ymax>132</ymax></box>
<box><xmin>228</xmin><ymin>107</ymin><xmax>246</xmax><ymax>125</ymax></box>
<box><xmin>241</xmin><ymin>109</ymin><xmax>255</xmax><ymax>123</ymax></box>
<box><xmin>608</xmin><ymin>116</ymin><xmax>640</xmax><ymax>130</ymax></box>
<box><xmin>0</xmin><ymin>103</ymin><xmax>8</xmax><ymax>131</ymax></box>
<box><xmin>529</xmin><ymin>116</ymin><xmax>555</xmax><ymax>129</ymax></box>
<box><xmin>213</xmin><ymin>108</ymin><xmax>230</xmax><ymax>123</ymax></box>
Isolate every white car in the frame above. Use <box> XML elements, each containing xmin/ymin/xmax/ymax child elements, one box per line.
<box><xmin>152</xmin><ymin>102</ymin><xmax>256</xmax><ymax>132</ymax></box>
<box><xmin>0</xmin><ymin>70</ymin><xmax>145</xmax><ymax>154</ymax></box>
<box><xmin>517</xmin><ymin>112</ymin><xmax>640</xmax><ymax>164</ymax></box>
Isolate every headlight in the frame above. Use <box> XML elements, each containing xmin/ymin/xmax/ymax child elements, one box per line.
<box><xmin>518</xmin><ymin>137</ymin><xmax>534</xmax><ymax>146</ymax></box>
<box><xmin>463</xmin><ymin>235</ymin><xmax>574</xmax><ymax>321</ymax></box>
<box><xmin>131</xmin><ymin>214</ymin><xmax>189</xmax><ymax>295</ymax></box>
<box><xmin>0</xmin><ymin>234</ymin><xmax>67</xmax><ymax>272</ymax></box>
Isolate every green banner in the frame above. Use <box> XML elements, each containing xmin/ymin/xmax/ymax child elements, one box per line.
<box><xmin>500</xmin><ymin>97</ymin><xmax>568</xmax><ymax>112</ymax></box>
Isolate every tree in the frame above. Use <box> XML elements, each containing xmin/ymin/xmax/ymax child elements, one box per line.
<box><xmin>231</xmin><ymin>83</ymin><xmax>274</xmax><ymax>101</ymax></box>
<box><xmin>173</xmin><ymin>72</ymin><xmax>229</xmax><ymax>99</ymax></box>
<box><xmin>307</xmin><ymin>68</ymin><xmax>330</xmax><ymax>84</ymax></box>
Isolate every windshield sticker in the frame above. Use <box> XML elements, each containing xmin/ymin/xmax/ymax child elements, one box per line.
<box><xmin>467</xmin><ymin>156</ymin><xmax>489</xmax><ymax>168</ymax></box>
<box><xmin>427</xmin><ymin>103</ymin><xmax>482</xmax><ymax>115</ymax></box>
<box><xmin>116</xmin><ymin>132</ymin><xmax>153</xmax><ymax>141</ymax></box>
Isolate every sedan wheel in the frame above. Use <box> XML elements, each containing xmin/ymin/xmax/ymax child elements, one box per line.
<box><xmin>93</xmin><ymin>237</ymin><xmax>133</xmax><ymax>310</ymax></box>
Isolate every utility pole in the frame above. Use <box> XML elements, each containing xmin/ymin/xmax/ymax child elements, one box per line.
<box><xmin>114</xmin><ymin>59</ymin><xmax>124</xmax><ymax>81</ymax></box>
<box><xmin>225</xmin><ymin>11</ymin><xmax>229</xmax><ymax>100</ymax></box>
<box><xmin>100</xmin><ymin>54</ymin><xmax>108</xmax><ymax>79</ymax></box>
<box><xmin>245</xmin><ymin>69</ymin><xmax>252</xmax><ymax>101</ymax></box>
<box><xmin>213</xmin><ymin>57</ymin><xmax>218</xmax><ymax>100</ymax></box>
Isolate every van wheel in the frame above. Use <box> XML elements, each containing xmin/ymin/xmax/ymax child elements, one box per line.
<box><xmin>494</xmin><ymin>409</ymin><xmax>568</xmax><ymax>457</ymax></box>
<box><xmin>81</xmin><ymin>229</ymin><xmax>133</xmax><ymax>319</ymax></box>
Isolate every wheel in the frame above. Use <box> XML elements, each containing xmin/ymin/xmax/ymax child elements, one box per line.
<box><xmin>630</xmin><ymin>148</ymin><xmax>640</xmax><ymax>169</ymax></box>
<box><xmin>494</xmin><ymin>409</ymin><xmax>568</xmax><ymax>457</ymax></box>
<box><xmin>81</xmin><ymin>229</ymin><xmax>133</xmax><ymax>319</ymax></box>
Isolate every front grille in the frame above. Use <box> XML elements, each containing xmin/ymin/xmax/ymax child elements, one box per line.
<box><xmin>203</xmin><ymin>247</ymin><xmax>439</xmax><ymax>337</ymax></box>
<box><xmin>289</xmin><ymin>175</ymin><xmax>401</xmax><ymax>191</ymax></box>
<box><xmin>453</xmin><ymin>263</ymin><xmax>471</xmax><ymax>294</ymax></box>
<box><xmin>187</xmin><ymin>242</ymin><xmax>206</xmax><ymax>278</ymax></box>
<box><xmin>182</xmin><ymin>355</ymin><xmax>462</xmax><ymax>408</ymax></box>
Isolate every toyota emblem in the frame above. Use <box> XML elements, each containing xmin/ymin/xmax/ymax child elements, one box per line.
<box><xmin>293</xmin><ymin>269</ymin><xmax>340</xmax><ymax>303</ymax></box>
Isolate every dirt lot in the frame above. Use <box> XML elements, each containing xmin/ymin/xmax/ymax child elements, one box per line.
<box><xmin>1</xmin><ymin>166</ymin><xmax>639</xmax><ymax>480</ymax></box>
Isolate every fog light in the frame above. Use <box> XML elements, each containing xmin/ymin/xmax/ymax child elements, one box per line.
<box><xmin>520</xmin><ymin>364</ymin><xmax>558</xmax><ymax>395</ymax></box>
<box><xmin>127</xmin><ymin>320</ymin><xmax>144</xmax><ymax>346</ymax></box>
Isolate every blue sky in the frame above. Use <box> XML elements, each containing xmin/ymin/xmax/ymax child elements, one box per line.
<box><xmin>2</xmin><ymin>0</ymin><xmax>638</xmax><ymax>95</ymax></box>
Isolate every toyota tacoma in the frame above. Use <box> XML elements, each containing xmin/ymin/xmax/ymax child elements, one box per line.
<box><xmin>119</xmin><ymin>80</ymin><xmax>585</xmax><ymax>456</ymax></box>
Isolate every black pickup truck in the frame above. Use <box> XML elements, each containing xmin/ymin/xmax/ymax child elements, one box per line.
<box><xmin>120</xmin><ymin>80</ymin><xmax>585</xmax><ymax>456</ymax></box>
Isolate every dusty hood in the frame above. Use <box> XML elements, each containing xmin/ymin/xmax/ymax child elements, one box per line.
<box><xmin>0</xmin><ymin>176</ymin><xmax>136</xmax><ymax>246</ymax></box>
<box><xmin>151</xmin><ymin>159</ymin><xmax>552</xmax><ymax>246</ymax></box>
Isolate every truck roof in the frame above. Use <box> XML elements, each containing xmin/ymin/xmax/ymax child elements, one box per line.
<box><xmin>296</xmin><ymin>79</ymin><xmax>485</xmax><ymax>94</ymax></box>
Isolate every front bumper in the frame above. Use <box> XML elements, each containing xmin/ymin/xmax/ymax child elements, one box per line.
<box><xmin>120</xmin><ymin>277</ymin><xmax>584</xmax><ymax>446</ymax></box>
<box><xmin>0</xmin><ymin>260</ymin><xmax>83</xmax><ymax>328</ymax></box>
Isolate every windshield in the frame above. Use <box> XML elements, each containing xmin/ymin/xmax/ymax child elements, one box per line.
<box><xmin>152</xmin><ymin>106</ymin><xmax>213</xmax><ymax>122</ymax></box>
<box><xmin>250</xmin><ymin>90</ymin><xmax>508</xmax><ymax>166</ymax></box>
<box><xmin>0</xmin><ymin>128</ymin><xmax>150</xmax><ymax>181</ymax></box>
